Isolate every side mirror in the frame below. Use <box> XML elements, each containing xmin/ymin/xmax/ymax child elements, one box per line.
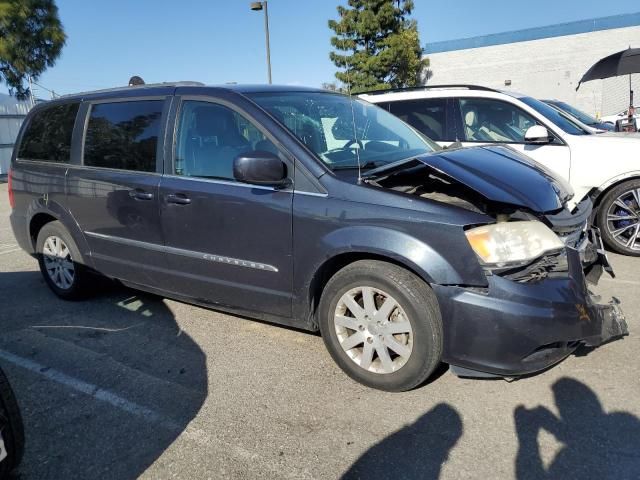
<box><xmin>233</xmin><ymin>151</ymin><xmax>289</xmax><ymax>187</ymax></box>
<box><xmin>524</xmin><ymin>125</ymin><xmax>552</xmax><ymax>144</ymax></box>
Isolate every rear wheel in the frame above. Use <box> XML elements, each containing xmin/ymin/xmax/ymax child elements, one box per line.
<box><xmin>318</xmin><ymin>260</ymin><xmax>443</xmax><ymax>392</ymax></box>
<box><xmin>597</xmin><ymin>180</ymin><xmax>640</xmax><ymax>256</ymax></box>
<box><xmin>36</xmin><ymin>221</ymin><xmax>92</xmax><ymax>299</ymax></box>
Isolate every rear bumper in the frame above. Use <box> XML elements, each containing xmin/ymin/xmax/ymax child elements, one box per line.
<box><xmin>434</xmin><ymin>247</ymin><xmax>628</xmax><ymax>377</ymax></box>
<box><xmin>9</xmin><ymin>212</ymin><xmax>33</xmax><ymax>254</ymax></box>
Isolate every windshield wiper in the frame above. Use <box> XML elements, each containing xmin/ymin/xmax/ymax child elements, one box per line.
<box><xmin>331</xmin><ymin>161</ymin><xmax>386</xmax><ymax>171</ymax></box>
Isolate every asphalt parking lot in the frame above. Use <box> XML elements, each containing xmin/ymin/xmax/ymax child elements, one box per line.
<box><xmin>0</xmin><ymin>181</ymin><xmax>638</xmax><ymax>479</ymax></box>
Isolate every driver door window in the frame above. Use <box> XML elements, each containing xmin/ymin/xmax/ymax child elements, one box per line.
<box><xmin>175</xmin><ymin>101</ymin><xmax>278</xmax><ymax>180</ymax></box>
<box><xmin>458</xmin><ymin>98</ymin><xmax>538</xmax><ymax>143</ymax></box>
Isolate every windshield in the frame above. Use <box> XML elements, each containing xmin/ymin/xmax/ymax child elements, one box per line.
<box><xmin>247</xmin><ymin>91</ymin><xmax>437</xmax><ymax>170</ymax></box>
<box><xmin>547</xmin><ymin>101</ymin><xmax>598</xmax><ymax>126</ymax></box>
<box><xmin>520</xmin><ymin>96</ymin><xmax>590</xmax><ymax>136</ymax></box>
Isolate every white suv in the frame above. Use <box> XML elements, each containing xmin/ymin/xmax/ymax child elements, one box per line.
<box><xmin>361</xmin><ymin>86</ymin><xmax>640</xmax><ymax>256</ymax></box>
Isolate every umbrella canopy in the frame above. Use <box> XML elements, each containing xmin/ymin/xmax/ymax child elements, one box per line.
<box><xmin>577</xmin><ymin>48</ymin><xmax>640</xmax><ymax>89</ymax></box>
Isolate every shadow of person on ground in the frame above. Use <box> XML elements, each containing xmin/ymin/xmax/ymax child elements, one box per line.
<box><xmin>342</xmin><ymin>403</ymin><xmax>463</xmax><ymax>480</ymax></box>
<box><xmin>515</xmin><ymin>377</ymin><xmax>640</xmax><ymax>479</ymax></box>
<box><xmin>0</xmin><ymin>271</ymin><xmax>208</xmax><ymax>479</ymax></box>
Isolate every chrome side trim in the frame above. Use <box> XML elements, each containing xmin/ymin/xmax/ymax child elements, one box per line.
<box><xmin>84</xmin><ymin>231</ymin><xmax>279</xmax><ymax>272</ymax></box>
<box><xmin>294</xmin><ymin>190</ymin><xmax>329</xmax><ymax>198</ymax></box>
<box><xmin>161</xmin><ymin>174</ymin><xmax>280</xmax><ymax>192</ymax></box>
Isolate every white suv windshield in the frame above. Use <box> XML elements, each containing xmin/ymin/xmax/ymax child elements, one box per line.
<box><xmin>248</xmin><ymin>92</ymin><xmax>437</xmax><ymax>170</ymax></box>
<box><xmin>520</xmin><ymin>96</ymin><xmax>590</xmax><ymax>136</ymax></box>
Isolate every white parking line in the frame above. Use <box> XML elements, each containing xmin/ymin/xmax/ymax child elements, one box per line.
<box><xmin>0</xmin><ymin>349</ymin><xmax>165</xmax><ymax>424</ymax></box>
<box><xmin>0</xmin><ymin>348</ymin><xmax>310</xmax><ymax>479</ymax></box>
<box><xmin>601</xmin><ymin>277</ymin><xmax>640</xmax><ymax>286</ymax></box>
<box><xmin>0</xmin><ymin>248</ymin><xmax>23</xmax><ymax>256</ymax></box>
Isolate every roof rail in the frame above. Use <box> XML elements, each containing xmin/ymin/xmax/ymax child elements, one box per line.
<box><xmin>359</xmin><ymin>84</ymin><xmax>500</xmax><ymax>96</ymax></box>
<box><xmin>59</xmin><ymin>81</ymin><xmax>206</xmax><ymax>98</ymax></box>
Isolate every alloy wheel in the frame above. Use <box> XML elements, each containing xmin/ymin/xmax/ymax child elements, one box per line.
<box><xmin>333</xmin><ymin>286</ymin><xmax>413</xmax><ymax>374</ymax></box>
<box><xmin>42</xmin><ymin>235</ymin><xmax>75</xmax><ymax>290</ymax></box>
<box><xmin>606</xmin><ymin>188</ymin><xmax>640</xmax><ymax>251</ymax></box>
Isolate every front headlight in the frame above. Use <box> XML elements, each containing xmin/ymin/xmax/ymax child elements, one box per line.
<box><xmin>465</xmin><ymin>221</ymin><xmax>564</xmax><ymax>267</ymax></box>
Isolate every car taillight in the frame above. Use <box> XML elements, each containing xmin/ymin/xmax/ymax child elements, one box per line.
<box><xmin>7</xmin><ymin>168</ymin><xmax>15</xmax><ymax>209</ymax></box>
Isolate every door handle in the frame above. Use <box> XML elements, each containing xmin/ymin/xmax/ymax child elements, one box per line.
<box><xmin>128</xmin><ymin>189</ymin><xmax>154</xmax><ymax>200</ymax></box>
<box><xmin>166</xmin><ymin>193</ymin><xmax>191</xmax><ymax>205</ymax></box>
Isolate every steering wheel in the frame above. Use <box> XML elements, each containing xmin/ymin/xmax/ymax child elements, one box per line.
<box><xmin>326</xmin><ymin>139</ymin><xmax>364</xmax><ymax>154</ymax></box>
<box><xmin>343</xmin><ymin>139</ymin><xmax>364</xmax><ymax>150</ymax></box>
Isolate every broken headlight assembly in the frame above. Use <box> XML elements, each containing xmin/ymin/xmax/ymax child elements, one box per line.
<box><xmin>465</xmin><ymin>221</ymin><xmax>565</xmax><ymax>271</ymax></box>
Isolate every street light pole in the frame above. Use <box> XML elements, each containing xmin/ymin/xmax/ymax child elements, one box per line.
<box><xmin>250</xmin><ymin>1</ymin><xmax>272</xmax><ymax>84</ymax></box>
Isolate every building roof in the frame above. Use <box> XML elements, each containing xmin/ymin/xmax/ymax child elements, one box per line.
<box><xmin>0</xmin><ymin>93</ymin><xmax>30</xmax><ymax>116</ymax></box>
<box><xmin>425</xmin><ymin>12</ymin><xmax>640</xmax><ymax>54</ymax></box>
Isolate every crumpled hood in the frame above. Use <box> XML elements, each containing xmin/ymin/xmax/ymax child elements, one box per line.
<box><xmin>365</xmin><ymin>145</ymin><xmax>574</xmax><ymax>213</ymax></box>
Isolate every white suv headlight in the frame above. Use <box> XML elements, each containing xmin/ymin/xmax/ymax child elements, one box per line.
<box><xmin>465</xmin><ymin>221</ymin><xmax>564</xmax><ymax>267</ymax></box>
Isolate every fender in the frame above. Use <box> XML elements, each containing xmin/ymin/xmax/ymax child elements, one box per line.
<box><xmin>321</xmin><ymin>225</ymin><xmax>487</xmax><ymax>285</ymax></box>
<box><xmin>595</xmin><ymin>170</ymin><xmax>640</xmax><ymax>195</ymax></box>
<box><xmin>25</xmin><ymin>198</ymin><xmax>96</xmax><ymax>270</ymax></box>
<box><xmin>292</xmin><ymin>224</ymin><xmax>489</xmax><ymax>326</ymax></box>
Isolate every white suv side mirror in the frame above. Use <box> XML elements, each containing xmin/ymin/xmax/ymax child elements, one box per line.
<box><xmin>524</xmin><ymin>125</ymin><xmax>552</xmax><ymax>144</ymax></box>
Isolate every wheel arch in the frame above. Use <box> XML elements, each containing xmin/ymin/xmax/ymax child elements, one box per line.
<box><xmin>296</xmin><ymin>225</ymin><xmax>486</xmax><ymax>330</ymax></box>
<box><xmin>29</xmin><ymin>212</ymin><xmax>59</xmax><ymax>250</ymax></box>
<box><xmin>26</xmin><ymin>204</ymin><xmax>94</xmax><ymax>268</ymax></box>
<box><xmin>590</xmin><ymin>173</ymin><xmax>640</xmax><ymax>215</ymax></box>
<box><xmin>305</xmin><ymin>252</ymin><xmax>430</xmax><ymax>331</ymax></box>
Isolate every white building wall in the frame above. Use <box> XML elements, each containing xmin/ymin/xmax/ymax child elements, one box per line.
<box><xmin>426</xmin><ymin>25</ymin><xmax>640</xmax><ymax>117</ymax></box>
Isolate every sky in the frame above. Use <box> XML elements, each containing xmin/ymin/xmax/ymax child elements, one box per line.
<box><xmin>3</xmin><ymin>0</ymin><xmax>640</xmax><ymax>97</ymax></box>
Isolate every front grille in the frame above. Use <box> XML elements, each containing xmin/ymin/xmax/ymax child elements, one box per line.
<box><xmin>498</xmin><ymin>251</ymin><xmax>568</xmax><ymax>283</ymax></box>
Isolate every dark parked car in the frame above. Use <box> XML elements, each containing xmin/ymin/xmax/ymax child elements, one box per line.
<box><xmin>0</xmin><ymin>365</ymin><xmax>24</xmax><ymax>478</ymax></box>
<box><xmin>543</xmin><ymin>99</ymin><xmax>615</xmax><ymax>131</ymax></box>
<box><xmin>8</xmin><ymin>83</ymin><xmax>628</xmax><ymax>391</ymax></box>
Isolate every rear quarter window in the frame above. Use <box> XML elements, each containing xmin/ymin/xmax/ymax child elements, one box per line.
<box><xmin>387</xmin><ymin>98</ymin><xmax>451</xmax><ymax>142</ymax></box>
<box><xmin>83</xmin><ymin>100</ymin><xmax>163</xmax><ymax>172</ymax></box>
<box><xmin>17</xmin><ymin>102</ymin><xmax>80</xmax><ymax>162</ymax></box>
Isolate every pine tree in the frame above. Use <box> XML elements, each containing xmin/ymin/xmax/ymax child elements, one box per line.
<box><xmin>0</xmin><ymin>0</ymin><xmax>66</xmax><ymax>99</ymax></box>
<box><xmin>328</xmin><ymin>0</ymin><xmax>428</xmax><ymax>93</ymax></box>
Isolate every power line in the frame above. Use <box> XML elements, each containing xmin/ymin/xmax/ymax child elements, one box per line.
<box><xmin>28</xmin><ymin>77</ymin><xmax>58</xmax><ymax>100</ymax></box>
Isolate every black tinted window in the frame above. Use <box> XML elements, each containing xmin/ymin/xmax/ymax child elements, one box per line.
<box><xmin>84</xmin><ymin>101</ymin><xmax>163</xmax><ymax>171</ymax></box>
<box><xmin>18</xmin><ymin>102</ymin><xmax>79</xmax><ymax>162</ymax></box>
<box><xmin>388</xmin><ymin>98</ymin><xmax>450</xmax><ymax>141</ymax></box>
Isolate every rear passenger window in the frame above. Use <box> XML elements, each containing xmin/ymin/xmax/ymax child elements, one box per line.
<box><xmin>174</xmin><ymin>101</ymin><xmax>278</xmax><ymax>180</ymax></box>
<box><xmin>84</xmin><ymin>100</ymin><xmax>163</xmax><ymax>171</ymax></box>
<box><xmin>388</xmin><ymin>99</ymin><xmax>451</xmax><ymax>141</ymax></box>
<box><xmin>18</xmin><ymin>102</ymin><xmax>79</xmax><ymax>162</ymax></box>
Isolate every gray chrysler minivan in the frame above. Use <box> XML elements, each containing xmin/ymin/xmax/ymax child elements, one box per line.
<box><xmin>8</xmin><ymin>83</ymin><xmax>628</xmax><ymax>391</ymax></box>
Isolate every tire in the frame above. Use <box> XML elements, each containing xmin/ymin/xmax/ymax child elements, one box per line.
<box><xmin>0</xmin><ymin>366</ymin><xmax>24</xmax><ymax>478</ymax></box>
<box><xmin>318</xmin><ymin>260</ymin><xmax>443</xmax><ymax>392</ymax></box>
<box><xmin>597</xmin><ymin>179</ymin><xmax>640</xmax><ymax>256</ymax></box>
<box><xmin>36</xmin><ymin>221</ymin><xmax>92</xmax><ymax>300</ymax></box>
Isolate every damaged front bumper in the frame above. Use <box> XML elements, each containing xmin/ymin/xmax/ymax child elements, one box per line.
<box><xmin>433</xmin><ymin>245</ymin><xmax>629</xmax><ymax>378</ymax></box>
<box><xmin>582</xmin><ymin>297</ymin><xmax>628</xmax><ymax>347</ymax></box>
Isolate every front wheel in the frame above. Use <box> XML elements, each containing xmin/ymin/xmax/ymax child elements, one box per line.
<box><xmin>318</xmin><ymin>260</ymin><xmax>443</xmax><ymax>392</ymax></box>
<box><xmin>597</xmin><ymin>180</ymin><xmax>640</xmax><ymax>256</ymax></box>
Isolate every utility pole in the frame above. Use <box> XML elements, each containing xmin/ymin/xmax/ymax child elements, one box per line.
<box><xmin>250</xmin><ymin>1</ymin><xmax>272</xmax><ymax>84</ymax></box>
